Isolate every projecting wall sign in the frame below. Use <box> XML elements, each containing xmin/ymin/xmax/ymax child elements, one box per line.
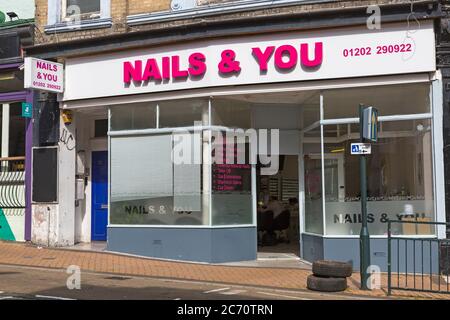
<box><xmin>24</xmin><ymin>57</ymin><xmax>64</xmax><ymax>93</ymax></box>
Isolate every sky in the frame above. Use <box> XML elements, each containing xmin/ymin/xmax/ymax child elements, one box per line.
<box><xmin>0</xmin><ymin>0</ymin><xmax>35</xmax><ymax>20</ymax></box>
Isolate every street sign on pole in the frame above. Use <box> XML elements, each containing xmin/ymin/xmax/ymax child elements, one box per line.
<box><xmin>351</xmin><ymin>143</ymin><xmax>371</xmax><ymax>155</ymax></box>
<box><xmin>358</xmin><ymin>104</ymin><xmax>378</xmax><ymax>290</ymax></box>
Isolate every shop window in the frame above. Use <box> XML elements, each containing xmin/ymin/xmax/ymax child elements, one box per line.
<box><xmin>110</xmin><ymin>103</ymin><xmax>156</xmax><ymax>131</ymax></box>
<box><xmin>8</xmin><ymin>103</ymin><xmax>25</xmax><ymax>157</ymax></box>
<box><xmin>94</xmin><ymin>119</ymin><xmax>108</xmax><ymax>137</ymax></box>
<box><xmin>303</xmin><ymin>129</ymin><xmax>324</xmax><ymax>235</ymax></box>
<box><xmin>110</xmin><ymin>133</ymin><xmax>206</xmax><ymax>225</ymax></box>
<box><xmin>323</xmin><ymin>83</ymin><xmax>430</xmax><ymax>119</ymax></box>
<box><xmin>302</xmin><ymin>93</ymin><xmax>323</xmax><ymax>235</ymax></box>
<box><xmin>212</xmin><ymin>98</ymin><xmax>251</xmax><ymax>128</ymax></box>
<box><xmin>323</xmin><ymin>119</ymin><xmax>434</xmax><ymax>236</ymax></box>
<box><xmin>211</xmin><ymin>131</ymin><xmax>253</xmax><ymax>225</ymax></box>
<box><xmin>302</xmin><ymin>99</ymin><xmax>321</xmax><ymax>130</ymax></box>
<box><xmin>158</xmin><ymin>98</ymin><xmax>207</xmax><ymax>128</ymax></box>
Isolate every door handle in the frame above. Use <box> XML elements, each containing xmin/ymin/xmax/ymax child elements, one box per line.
<box><xmin>101</xmin><ymin>204</ymin><xmax>108</xmax><ymax>209</ymax></box>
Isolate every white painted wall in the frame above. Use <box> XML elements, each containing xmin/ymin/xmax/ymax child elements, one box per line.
<box><xmin>74</xmin><ymin>114</ymin><xmax>88</xmax><ymax>243</ymax></box>
<box><xmin>32</xmin><ymin>113</ymin><xmax>77</xmax><ymax>247</ymax></box>
<box><xmin>32</xmin><ymin>204</ymin><xmax>58</xmax><ymax>246</ymax></box>
<box><xmin>56</xmin><ymin>114</ymin><xmax>76</xmax><ymax>246</ymax></box>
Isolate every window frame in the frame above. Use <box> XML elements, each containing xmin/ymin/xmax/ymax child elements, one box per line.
<box><xmin>46</xmin><ymin>0</ymin><xmax>111</xmax><ymax>33</ymax></box>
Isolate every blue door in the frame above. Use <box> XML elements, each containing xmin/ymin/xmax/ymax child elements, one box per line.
<box><xmin>92</xmin><ymin>151</ymin><xmax>108</xmax><ymax>241</ymax></box>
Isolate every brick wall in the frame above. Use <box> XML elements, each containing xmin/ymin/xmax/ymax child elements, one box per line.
<box><xmin>128</xmin><ymin>0</ymin><xmax>170</xmax><ymax>15</ymax></box>
<box><xmin>33</xmin><ymin>0</ymin><xmax>422</xmax><ymax>46</ymax></box>
<box><xmin>35</xmin><ymin>0</ymin><xmax>133</xmax><ymax>44</ymax></box>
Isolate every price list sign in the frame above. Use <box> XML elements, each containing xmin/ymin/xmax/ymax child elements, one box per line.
<box><xmin>212</xmin><ymin>136</ymin><xmax>251</xmax><ymax>193</ymax></box>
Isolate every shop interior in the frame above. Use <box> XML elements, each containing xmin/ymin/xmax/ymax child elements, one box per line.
<box><xmin>257</xmin><ymin>155</ymin><xmax>300</xmax><ymax>255</ymax></box>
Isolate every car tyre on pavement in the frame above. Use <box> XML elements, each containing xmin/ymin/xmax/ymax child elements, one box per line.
<box><xmin>312</xmin><ymin>260</ymin><xmax>353</xmax><ymax>278</ymax></box>
<box><xmin>307</xmin><ymin>274</ymin><xmax>348</xmax><ymax>292</ymax></box>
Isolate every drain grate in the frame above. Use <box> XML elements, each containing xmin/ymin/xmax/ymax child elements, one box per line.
<box><xmin>0</xmin><ymin>272</ymin><xmax>21</xmax><ymax>275</ymax></box>
<box><xmin>104</xmin><ymin>276</ymin><xmax>132</xmax><ymax>281</ymax></box>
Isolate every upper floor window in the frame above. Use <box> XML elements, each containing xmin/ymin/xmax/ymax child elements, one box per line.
<box><xmin>46</xmin><ymin>0</ymin><xmax>111</xmax><ymax>32</ymax></box>
<box><xmin>61</xmin><ymin>0</ymin><xmax>101</xmax><ymax>21</ymax></box>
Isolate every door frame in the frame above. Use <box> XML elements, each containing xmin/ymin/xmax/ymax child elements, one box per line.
<box><xmin>299</xmin><ymin>149</ymin><xmax>345</xmax><ymax>258</ymax></box>
<box><xmin>91</xmin><ymin>150</ymin><xmax>108</xmax><ymax>241</ymax></box>
<box><xmin>255</xmin><ymin>153</ymin><xmax>301</xmax><ymax>256</ymax></box>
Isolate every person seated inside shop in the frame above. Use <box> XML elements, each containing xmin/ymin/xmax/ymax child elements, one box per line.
<box><xmin>257</xmin><ymin>196</ymin><xmax>291</xmax><ymax>246</ymax></box>
<box><xmin>288</xmin><ymin>197</ymin><xmax>299</xmax><ymax>214</ymax></box>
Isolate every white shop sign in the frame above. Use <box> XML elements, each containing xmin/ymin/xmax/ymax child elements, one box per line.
<box><xmin>24</xmin><ymin>57</ymin><xmax>64</xmax><ymax>93</ymax></box>
<box><xmin>63</xmin><ymin>21</ymin><xmax>436</xmax><ymax>101</ymax></box>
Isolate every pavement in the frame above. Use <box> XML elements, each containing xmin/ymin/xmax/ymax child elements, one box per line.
<box><xmin>67</xmin><ymin>241</ymin><xmax>312</xmax><ymax>269</ymax></box>
<box><xmin>0</xmin><ymin>264</ymin><xmax>378</xmax><ymax>300</ymax></box>
<box><xmin>0</xmin><ymin>240</ymin><xmax>448</xmax><ymax>300</ymax></box>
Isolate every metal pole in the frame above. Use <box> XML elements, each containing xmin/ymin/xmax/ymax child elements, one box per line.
<box><xmin>387</xmin><ymin>220</ymin><xmax>392</xmax><ymax>296</ymax></box>
<box><xmin>359</xmin><ymin>104</ymin><xmax>371</xmax><ymax>290</ymax></box>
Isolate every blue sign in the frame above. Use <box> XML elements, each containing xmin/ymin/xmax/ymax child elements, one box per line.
<box><xmin>21</xmin><ymin>102</ymin><xmax>32</xmax><ymax>118</ymax></box>
<box><xmin>351</xmin><ymin>143</ymin><xmax>372</xmax><ymax>155</ymax></box>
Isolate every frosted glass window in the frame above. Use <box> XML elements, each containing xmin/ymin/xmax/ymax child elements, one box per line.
<box><xmin>323</xmin><ymin>120</ymin><xmax>434</xmax><ymax>236</ymax></box>
<box><xmin>110</xmin><ymin>133</ymin><xmax>205</xmax><ymax>225</ymax></box>
<box><xmin>111</xmin><ymin>135</ymin><xmax>173</xmax><ymax>203</ymax></box>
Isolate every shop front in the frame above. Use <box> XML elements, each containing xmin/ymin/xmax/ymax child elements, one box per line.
<box><xmin>58</xmin><ymin>20</ymin><xmax>444</xmax><ymax>269</ymax></box>
<box><xmin>0</xmin><ymin>71</ymin><xmax>32</xmax><ymax>242</ymax></box>
<box><xmin>0</xmin><ymin>59</ymin><xmax>33</xmax><ymax>243</ymax></box>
